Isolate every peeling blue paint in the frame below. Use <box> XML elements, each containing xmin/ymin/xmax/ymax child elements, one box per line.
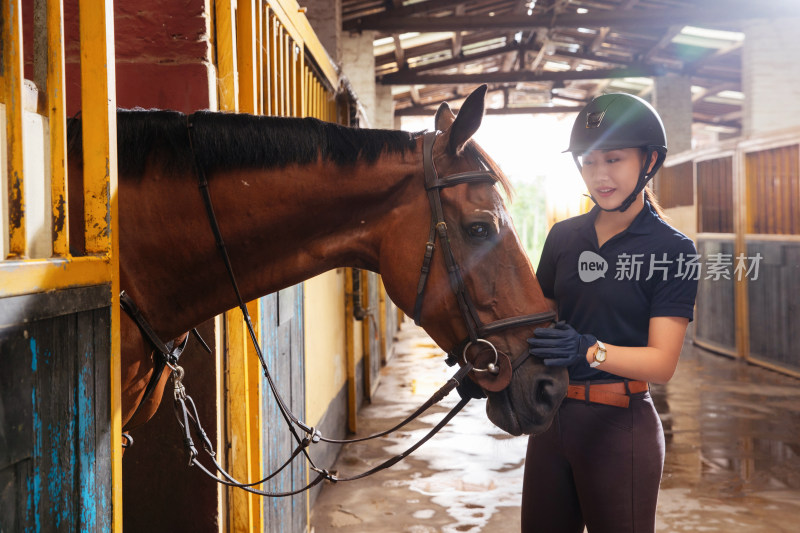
<box><xmin>46</xmin><ymin>423</ymin><xmax>64</xmax><ymax>528</ymax></box>
<box><xmin>30</xmin><ymin>338</ymin><xmax>37</xmax><ymax>372</ymax></box>
<box><xmin>26</xmin><ymin>339</ymin><xmax>41</xmax><ymax>533</ymax></box>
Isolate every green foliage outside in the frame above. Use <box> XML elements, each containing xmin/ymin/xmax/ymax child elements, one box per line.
<box><xmin>506</xmin><ymin>175</ymin><xmax>549</xmax><ymax>271</ymax></box>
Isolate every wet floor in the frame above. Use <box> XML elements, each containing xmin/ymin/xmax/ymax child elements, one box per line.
<box><xmin>309</xmin><ymin>321</ymin><xmax>800</xmax><ymax>532</ymax></box>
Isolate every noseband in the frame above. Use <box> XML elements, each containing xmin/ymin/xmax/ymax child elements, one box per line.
<box><xmin>413</xmin><ymin>131</ymin><xmax>556</xmax><ymax>388</ymax></box>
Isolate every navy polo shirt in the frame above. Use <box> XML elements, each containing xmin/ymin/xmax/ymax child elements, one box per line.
<box><xmin>536</xmin><ymin>200</ymin><xmax>698</xmax><ymax>381</ymax></box>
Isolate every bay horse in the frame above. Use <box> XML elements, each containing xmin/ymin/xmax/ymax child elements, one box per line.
<box><xmin>68</xmin><ymin>85</ymin><xmax>566</xmax><ymax>442</ymax></box>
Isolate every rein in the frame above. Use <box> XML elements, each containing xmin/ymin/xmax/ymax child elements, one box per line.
<box><xmin>121</xmin><ymin>120</ymin><xmax>554</xmax><ymax>497</ymax></box>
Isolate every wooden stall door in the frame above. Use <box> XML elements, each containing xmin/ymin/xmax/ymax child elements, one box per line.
<box><xmin>363</xmin><ymin>271</ymin><xmax>383</xmax><ymax>399</ymax></box>
<box><xmin>261</xmin><ymin>286</ymin><xmax>307</xmax><ymax>532</ymax></box>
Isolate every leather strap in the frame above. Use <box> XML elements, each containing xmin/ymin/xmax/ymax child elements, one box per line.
<box><xmin>566</xmin><ymin>380</ymin><xmax>649</xmax><ymax>408</ymax></box>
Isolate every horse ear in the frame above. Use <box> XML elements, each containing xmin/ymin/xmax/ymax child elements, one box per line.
<box><xmin>435</xmin><ymin>102</ymin><xmax>456</xmax><ymax>131</ymax></box>
<box><xmin>447</xmin><ymin>84</ymin><xmax>487</xmax><ymax>154</ymax></box>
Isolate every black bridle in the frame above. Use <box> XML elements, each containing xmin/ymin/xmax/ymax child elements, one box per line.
<box><xmin>121</xmin><ymin>122</ymin><xmax>555</xmax><ymax>497</ymax></box>
<box><xmin>414</xmin><ymin>131</ymin><xmax>556</xmax><ymax>381</ymax></box>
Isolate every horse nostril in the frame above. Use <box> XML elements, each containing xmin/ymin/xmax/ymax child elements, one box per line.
<box><xmin>535</xmin><ymin>377</ymin><xmax>555</xmax><ymax>407</ymax></box>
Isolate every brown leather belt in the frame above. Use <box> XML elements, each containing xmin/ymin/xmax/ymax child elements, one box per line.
<box><xmin>566</xmin><ymin>380</ymin><xmax>649</xmax><ymax>408</ymax></box>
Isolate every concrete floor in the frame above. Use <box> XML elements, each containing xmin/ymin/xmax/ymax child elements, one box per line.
<box><xmin>309</xmin><ymin>321</ymin><xmax>800</xmax><ymax>533</ymax></box>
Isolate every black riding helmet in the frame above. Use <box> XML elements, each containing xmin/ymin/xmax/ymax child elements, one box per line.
<box><xmin>567</xmin><ymin>93</ymin><xmax>668</xmax><ymax>212</ymax></box>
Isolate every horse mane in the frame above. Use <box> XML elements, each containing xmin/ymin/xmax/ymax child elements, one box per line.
<box><xmin>67</xmin><ymin>109</ymin><xmax>421</xmax><ymax>178</ymax></box>
<box><xmin>66</xmin><ymin>109</ymin><xmax>511</xmax><ymax>201</ymax></box>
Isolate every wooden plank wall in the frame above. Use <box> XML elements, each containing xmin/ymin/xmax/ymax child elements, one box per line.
<box><xmin>693</xmin><ymin>239</ymin><xmax>737</xmax><ymax>355</ymax></box>
<box><xmin>0</xmin><ymin>286</ymin><xmax>112</xmax><ymax>532</ymax></box>
<box><xmin>654</xmin><ymin>160</ymin><xmax>694</xmax><ymax>208</ymax></box>
<box><xmin>363</xmin><ymin>271</ymin><xmax>382</xmax><ymax>399</ymax></box>
<box><xmin>261</xmin><ymin>287</ymin><xmax>306</xmax><ymax>533</ymax></box>
<box><xmin>746</xmin><ymin>145</ymin><xmax>800</xmax><ymax>235</ymax></box>
<box><xmin>383</xmin><ymin>282</ymin><xmax>399</xmax><ymax>364</ymax></box>
<box><xmin>746</xmin><ymin>240</ymin><xmax>800</xmax><ymax>374</ymax></box>
<box><xmin>697</xmin><ymin>156</ymin><xmax>734</xmax><ymax>233</ymax></box>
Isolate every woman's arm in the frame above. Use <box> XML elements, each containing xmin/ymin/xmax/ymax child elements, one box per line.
<box><xmin>585</xmin><ymin>316</ymin><xmax>689</xmax><ymax>384</ymax></box>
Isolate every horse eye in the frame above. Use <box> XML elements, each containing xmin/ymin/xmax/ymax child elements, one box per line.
<box><xmin>467</xmin><ymin>223</ymin><xmax>490</xmax><ymax>239</ymax></box>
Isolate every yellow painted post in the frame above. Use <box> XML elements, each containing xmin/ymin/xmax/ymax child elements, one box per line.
<box><xmin>80</xmin><ymin>0</ymin><xmax>116</xmax><ymax>256</ymax></box>
<box><xmin>225</xmin><ymin>310</ymin><xmax>255</xmax><ymax>532</ymax></box>
<box><xmin>3</xmin><ymin>0</ymin><xmax>26</xmax><ymax>258</ymax></box>
<box><xmin>215</xmin><ymin>0</ymin><xmax>238</xmax><ymax>112</ymax></box>
<box><xmin>733</xmin><ymin>149</ymin><xmax>750</xmax><ymax>360</ymax></box>
<box><xmin>78</xmin><ymin>0</ymin><xmax>120</xmax><ymax>530</ymax></box>
<box><xmin>236</xmin><ymin>0</ymin><xmax>257</xmax><ymax>114</ymax></box>
<box><xmin>46</xmin><ymin>0</ymin><xmax>69</xmax><ymax>257</ymax></box>
<box><xmin>245</xmin><ymin>300</ymin><xmax>263</xmax><ymax>532</ymax></box>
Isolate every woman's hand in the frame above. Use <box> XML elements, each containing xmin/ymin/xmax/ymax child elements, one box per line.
<box><xmin>527</xmin><ymin>322</ymin><xmax>597</xmax><ymax>367</ymax></box>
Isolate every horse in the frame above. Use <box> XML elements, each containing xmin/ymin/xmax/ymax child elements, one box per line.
<box><xmin>67</xmin><ymin>84</ymin><xmax>567</xmax><ymax>443</ymax></box>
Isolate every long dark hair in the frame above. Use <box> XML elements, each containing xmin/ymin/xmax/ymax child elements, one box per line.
<box><xmin>644</xmin><ymin>186</ymin><xmax>668</xmax><ymax>220</ymax></box>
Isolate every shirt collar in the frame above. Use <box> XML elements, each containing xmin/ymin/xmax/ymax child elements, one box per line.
<box><xmin>573</xmin><ymin>199</ymin><xmax>659</xmax><ymax>235</ymax></box>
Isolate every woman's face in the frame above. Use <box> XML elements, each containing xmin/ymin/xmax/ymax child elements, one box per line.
<box><xmin>579</xmin><ymin>148</ymin><xmax>645</xmax><ymax>210</ymax></box>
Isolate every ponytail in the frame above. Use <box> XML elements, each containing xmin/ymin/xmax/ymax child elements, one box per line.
<box><xmin>644</xmin><ymin>186</ymin><xmax>668</xmax><ymax>221</ymax></box>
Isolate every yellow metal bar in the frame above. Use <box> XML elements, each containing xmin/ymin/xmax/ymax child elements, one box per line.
<box><xmin>79</xmin><ymin>0</ymin><xmax>116</xmax><ymax>256</ymax></box>
<box><xmin>296</xmin><ymin>46</ymin><xmax>305</xmax><ymax>118</ymax></box>
<box><xmin>215</xmin><ymin>0</ymin><xmax>238</xmax><ymax>112</ymax></box>
<box><xmin>278</xmin><ymin>25</ymin><xmax>285</xmax><ymax>116</ymax></box>
<box><xmin>266</xmin><ymin>0</ymin><xmax>338</xmax><ymax>89</ymax></box>
<box><xmin>284</xmin><ymin>34</ymin><xmax>292</xmax><ymax>116</ymax></box>
<box><xmin>0</xmin><ymin>255</ymin><xmax>112</xmax><ymax>298</ymax></box>
<box><xmin>77</xmin><ymin>1</ymin><xmax>120</xmax><ymax>530</ymax></box>
<box><xmin>270</xmin><ymin>15</ymin><xmax>280</xmax><ymax>116</ymax></box>
<box><xmin>290</xmin><ymin>41</ymin><xmax>299</xmax><ymax>117</ymax></box>
<box><xmin>261</xmin><ymin>6</ymin><xmax>275</xmax><ymax>115</ymax></box>
<box><xmin>3</xmin><ymin>0</ymin><xmax>26</xmax><ymax>258</ymax></box>
<box><xmin>47</xmin><ymin>0</ymin><xmax>69</xmax><ymax>257</ymax></box>
<box><xmin>256</xmin><ymin>2</ymin><xmax>264</xmax><ymax>116</ymax></box>
<box><xmin>236</xmin><ymin>0</ymin><xmax>257</xmax><ymax>114</ymax></box>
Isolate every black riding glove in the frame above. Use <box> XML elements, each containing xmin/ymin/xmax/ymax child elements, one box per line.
<box><xmin>527</xmin><ymin>322</ymin><xmax>597</xmax><ymax>367</ymax></box>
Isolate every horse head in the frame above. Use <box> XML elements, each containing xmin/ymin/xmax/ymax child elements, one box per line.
<box><xmin>380</xmin><ymin>85</ymin><xmax>567</xmax><ymax>436</ymax></box>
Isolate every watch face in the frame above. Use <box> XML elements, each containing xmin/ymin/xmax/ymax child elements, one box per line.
<box><xmin>596</xmin><ymin>348</ymin><xmax>606</xmax><ymax>363</ymax></box>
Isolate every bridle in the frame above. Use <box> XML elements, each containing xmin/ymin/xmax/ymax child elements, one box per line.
<box><xmin>121</xmin><ymin>121</ymin><xmax>555</xmax><ymax>496</ymax></box>
<box><xmin>414</xmin><ymin>131</ymin><xmax>556</xmax><ymax>391</ymax></box>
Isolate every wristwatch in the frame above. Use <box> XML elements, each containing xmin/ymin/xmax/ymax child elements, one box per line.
<box><xmin>590</xmin><ymin>340</ymin><xmax>607</xmax><ymax>368</ymax></box>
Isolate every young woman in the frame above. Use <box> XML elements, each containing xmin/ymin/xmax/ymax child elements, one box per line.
<box><xmin>522</xmin><ymin>93</ymin><xmax>698</xmax><ymax>532</ymax></box>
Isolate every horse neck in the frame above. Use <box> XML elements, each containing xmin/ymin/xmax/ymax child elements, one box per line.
<box><xmin>128</xmin><ymin>140</ymin><xmax>424</xmax><ymax>337</ymax></box>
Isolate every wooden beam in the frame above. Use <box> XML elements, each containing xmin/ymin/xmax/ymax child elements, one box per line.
<box><xmin>380</xmin><ymin>65</ymin><xmax>667</xmax><ymax>85</ymax></box>
<box><xmin>345</xmin><ymin>5</ymin><xmax>798</xmax><ymax>33</ymax></box>
<box><xmin>641</xmin><ymin>25</ymin><xmax>683</xmax><ymax>62</ymax></box>
<box><xmin>386</xmin><ymin>42</ymin><xmax>521</xmax><ymax>73</ymax></box>
<box><xmin>452</xmin><ymin>4</ymin><xmax>465</xmax><ymax>59</ymax></box>
<box><xmin>392</xmin><ymin>34</ymin><xmax>406</xmax><ymax>69</ymax></box>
